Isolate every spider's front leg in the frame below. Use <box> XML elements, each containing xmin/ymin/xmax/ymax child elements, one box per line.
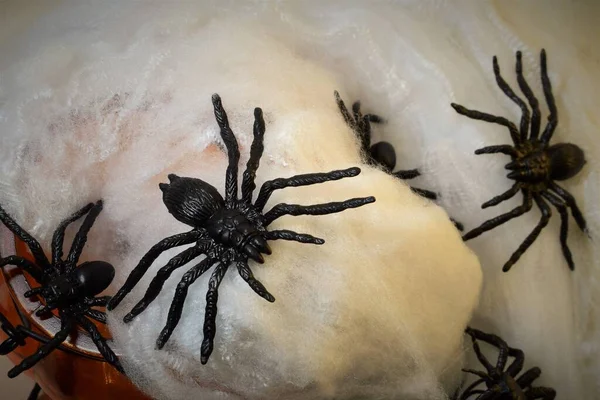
<box><xmin>64</xmin><ymin>201</ymin><xmax>104</xmax><ymax>272</ymax></box>
<box><xmin>51</xmin><ymin>202</ymin><xmax>95</xmax><ymax>267</ymax></box>
<box><xmin>263</xmin><ymin>197</ymin><xmax>376</xmax><ymax>226</ymax></box>
<box><xmin>526</xmin><ymin>386</ymin><xmax>556</xmax><ymax>400</ymax></box>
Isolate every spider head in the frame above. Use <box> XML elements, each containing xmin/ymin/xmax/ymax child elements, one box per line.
<box><xmin>547</xmin><ymin>143</ymin><xmax>586</xmax><ymax>181</ymax></box>
<box><xmin>160</xmin><ymin>174</ymin><xmax>225</xmax><ymax>227</ymax></box>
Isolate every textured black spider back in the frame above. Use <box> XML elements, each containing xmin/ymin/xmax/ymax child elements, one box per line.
<box><xmin>160</xmin><ymin>174</ymin><xmax>225</xmax><ymax>227</ymax></box>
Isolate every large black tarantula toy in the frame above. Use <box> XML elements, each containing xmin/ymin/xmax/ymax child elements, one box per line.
<box><xmin>0</xmin><ymin>201</ymin><xmax>123</xmax><ymax>377</ymax></box>
<box><xmin>334</xmin><ymin>90</ymin><xmax>464</xmax><ymax>231</ymax></box>
<box><xmin>452</xmin><ymin>49</ymin><xmax>587</xmax><ymax>272</ymax></box>
<box><xmin>457</xmin><ymin>327</ymin><xmax>556</xmax><ymax>400</ymax></box>
<box><xmin>108</xmin><ymin>94</ymin><xmax>375</xmax><ymax>364</ymax></box>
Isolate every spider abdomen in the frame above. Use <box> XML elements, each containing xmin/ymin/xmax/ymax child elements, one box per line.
<box><xmin>160</xmin><ymin>174</ymin><xmax>225</xmax><ymax>227</ymax></box>
<box><xmin>547</xmin><ymin>142</ymin><xmax>586</xmax><ymax>181</ymax></box>
<box><xmin>206</xmin><ymin>209</ymin><xmax>271</xmax><ymax>263</ymax></box>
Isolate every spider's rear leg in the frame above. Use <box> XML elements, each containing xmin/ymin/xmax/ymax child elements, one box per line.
<box><xmin>462</xmin><ymin>192</ymin><xmax>532</xmax><ymax>242</ymax></box>
<box><xmin>64</xmin><ymin>201</ymin><xmax>104</xmax><ymax>272</ymax></box>
<box><xmin>515</xmin><ymin>51</ymin><xmax>542</xmax><ymax>140</ymax></box>
<box><xmin>539</xmin><ymin>50</ymin><xmax>558</xmax><ymax>145</ymax></box>
<box><xmin>0</xmin><ymin>205</ymin><xmax>51</xmax><ymax>270</ymax></box>
<box><xmin>457</xmin><ymin>378</ymin><xmax>486</xmax><ymax>400</ymax></box>
<box><xmin>550</xmin><ymin>182</ymin><xmax>588</xmax><ymax>235</ymax></box>
<box><xmin>107</xmin><ymin>230</ymin><xmax>204</xmax><ymax>311</ymax></box>
<box><xmin>410</xmin><ymin>187</ymin><xmax>438</xmax><ymax>200</ymax></box>
<box><xmin>481</xmin><ymin>183</ymin><xmax>522</xmax><ymax>209</ymax></box>
<box><xmin>123</xmin><ymin>244</ymin><xmax>208</xmax><ymax>323</ymax></box>
<box><xmin>7</xmin><ymin>315</ymin><xmax>73</xmax><ymax>378</ymax></box>
<box><xmin>212</xmin><ymin>94</ymin><xmax>241</xmax><ymax>205</ymax></box>
<box><xmin>451</xmin><ymin>103</ymin><xmax>521</xmax><ymax>146</ymax></box>
<box><xmin>0</xmin><ymin>256</ymin><xmax>44</xmax><ymax>283</ymax></box>
<box><xmin>466</xmin><ymin>328</ymin><xmax>511</xmax><ymax>372</ymax></box>
<box><xmin>541</xmin><ymin>191</ymin><xmax>575</xmax><ymax>270</ymax></box>
<box><xmin>240</xmin><ymin>107</ymin><xmax>266</xmax><ymax>203</ymax></box>
<box><xmin>156</xmin><ymin>257</ymin><xmax>215</xmax><ymax>349</ymax></box>
<box><xmin>502</xmin><ymin>195</ymin><xmax>551</xmax><ymax>272</ymax></box>
<box><xmin>492</xmin><ymin>55</ymin><xmax>531</xmax><ymax>142</ymax></box>
<box><xmin>393</xmin><ymin>169</ymin><xmax>420</xmax><ymax>180</ymax></box>
<box><xmin>526</xmin><ymin>386</ymin><xmax>556</xmax><ymax>400</ymax></box>
<box><xmin>515</xmin><ymin>367</ymin><xmax>541</xmax><ymax>388</ymax></box>
<box><xmin>76</xmin><ymin>315</ymin><xmax>124</xmax><ymax>374</ymax></box>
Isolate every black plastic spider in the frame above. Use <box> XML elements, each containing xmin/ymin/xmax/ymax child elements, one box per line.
<box><xmin>107</xmin><ymin>94</ymin><xmax>375</xmax><ymax>364</ymax></box>
<box><xmin>456</xmin><ymin>327</ymin><xmax>556</xmax><ymax>400</ymax></box>
<box><xmin>452</xmin><ymin>49</ymin><xmax>587</xmax><ymax>271</ymax></box>
<box><xmin>334</xmin><ymin>91</ymin><xmax>464</xmax><ymax>231</ymax></box>
<box><xmin>0</xmin><ymin>201</ymin><xmax>123</xmax><ymax>377</ymax></box>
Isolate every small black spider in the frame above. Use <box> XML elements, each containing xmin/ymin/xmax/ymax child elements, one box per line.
<box><xmin>334</xmin><ymin>91</ymin><xmax>464</xmax><ymax>231</ymax></box>
<box><xmin>107</xmin><ymin>94</ymin><xmax>375</xmax><ymax>364</ymax></box>
<box><xmin>0</xmin><ymin>201</ymin><xmax>123</xmax><ymax>377</ymax></box>
<box><xmin>456</xmin><ymin>327</ymin><xmax>556</xmax><ymax>400</ymax></box>
<box><xmin>452</xmin><ymin>49</ymin><xmax>587</xmax><ymax>271</ymax></box>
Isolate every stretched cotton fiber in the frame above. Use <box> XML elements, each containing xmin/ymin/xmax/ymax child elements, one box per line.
<box><xmin>0</xmin><ymin>1</ymin><xmax>598</xmax><ymax>399</ymax></box>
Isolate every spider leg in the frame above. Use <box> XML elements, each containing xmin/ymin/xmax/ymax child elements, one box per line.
<box><xmin>212</xmin><ymin>94</ymin><xmax>240</xmax><ymax>204</ymax></box>
<box><xmin>410</xmin><ymin>187</ymin><xmax>438</xmax><ymax>200</ymax></box>
<box><xmin>469</xmin><ymin>329</ymin><xmax>510</xmax><ymax>373</ymax></box>
<box><xmin>334</xmin><ymin>91</ymin><xmax>354</xmax><ymax>127</ymax></box>
<box><xmin>352</xmin><ymin>101</ymin><xmax>373</xmax><ymax>151</ymax></box>
<box><xmin>107</xmin><ymin>229</ymin><xmax>204</xmax><ymax>310</ymax></box>
<box><xmin>85</xmin><ymin>309</ymin><xmax>107</xmax><ymax>324</ymax></box>
<box><xmin>263</xmin><ymin>197</ymin><xmax>375</xmax><ymax>226</ymax></box>
<box><xmin>481</xmin><ymin>183</ymin><xmax>522</xmax><ymax>209</ymax></box>
<box><xmin>502</xmin><ymin>195</ymin><xmax>551</xmax><ymax>272</ymax></box>
<box><xmin>255</xmin><ymin>167</ymin><xmax>362</xmax><ymax>211</ymax></box>
<box><xmin>265</xmin><ymin>229</ymin><xmax>325</xmax><ymax>245</ymax></box>
<box><xmin>450</xmin><ymin>103</ymin><xmax>521</xmax><ymax>146</ymax></box>
<box><xmin>525</xmin><ymin>386</ymin><xmax>556</xmax><ymax>400</ymax></box>
<box><xmin>474</xmin><ymin>145</ymin><xmax>518</xmax><ymax>157</ymax></box>
<box><xmin>515</xmin><ymin>51</ymin><xmax>542</xmax><ymax>140</ymax></box>
<box><xmin>539</xmin><ymin>50</ymin><xmax>558</xmax><ymax>145</ymax></box>
<box><xmin>0</xmin><ymin>204</ymin><xmax>51</xmax><ymax>269</ymax></box>
<box><xmin>7</xmin><ymin>315</ymin><xmax>73</xmax><ymax>378</ymax></box>
<box><xmin>550</xmin><ymin>182</ymin><xmax>587</xmax><ymax>234</ymax></box>
<box><xmin>515</xmin><ymin>367</ymin><xmax>540</xmax><ymax>388</ymax></box>
<box><xmin>27</xmin><ymin>383</ymin><xmax>41</xmax><ymax>400</ymax></box>
<box><xmin>366</xmin><ymin>114</ymin><xmax>384</xmax><ymax>124</ymax></box>
<box><xmin>76</xmin><ymin>315</ymin><xmax>124</xmax><ymax>374</ymax></box>
<box><xmin>0</xmin><ymin>256</ymin><xmax>44</xmax><ymax>282</ymax></box>
<box><xmin>24</xmin><ymin>287</ymin><xmax>44</xmax><ymax>297</ymax></box>
<box><xmin>493</xmin><ymin>55</ymin><xmax>530</xmax><ymax>142</ymax></box>
<box><xmin>458</xmin><ymin>378</ymin><xmax>486</xmax><ymax>400</ymax></box>
<box><xmin>86</xmin><ymin>296</ymin><xmax>111</xmax><ymax>307</ymax></box>
<box><xmin>236</xmin><ymin>260</ymin><xmax>275</xmax><ymax>302</ymax></box>
<box><xmin>65</xmin><ymin>200</ymin><xmax>103</xmax><ymax>271</ymax></box>
<box><xmin>123</xmin><ymin>244</ymin><xmax>208</xmax><ymax>323</ymax></box>
<box><xmin>0</xmin><ymin>312</ymin><xmax>26</xmax><ymax>354</ymax></box>
<box><xmin>463</xmin><ymin>369</ymin><xmax>490</xmax><ymax>380</ymax></box>
<box><xmin>451</xmin><ymin>219</ymin><xmax>465</xmax><ymax>231</ymax></box>
<box><xmin>541</xmin><ymin>191</ymin><xmax>575</xmax><ymax>270</ymax></box>
<box><xmin>155</xmin><ymin>257</ymin><xmax>215</xmax><ymax>349</ymax></box>
<box><xmin>51</xmin><ymin>202</ymin><xmax>95</xmax><ymax>266</ymax></box>
<box><xmin>505</xmin><ymin>346</ymin><xmax>525</xmax><ymax>377</ymax></box>
<box><xmin>240</xmin><ymin>107</ymin><xmax>266</xmax><ymax>204</ymax></box>
<box><xmin>462</xmin><ymin>191</ymin><xmax>532</xmax><ymax>241</ymax></box>
<box><xmin>201</xmin><ymin>262</ymin><xmax>228</xmax><ymax>364</ymax></box>
<box><xmin>393</xmin><ymin>169</ymin><xmax>420</xmax><ymax>180</ymax></box>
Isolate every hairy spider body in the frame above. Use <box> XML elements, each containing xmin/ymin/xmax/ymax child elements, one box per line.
<box><xmin>457</xmin><ymin>327</ymin><xmax>555</xmax><ymax>400</ymax></box>
<box><xmin>334</xmin><ymin>91</ymin><xmax>464</xmax><ymax>230</ymax></box>
<box><xmin>108</xmin><ymin>94</ymin><xmax>375</xmax><ymax>364</ymax></box>
<box><xmin>0</xmin><ymin>201</ymin><xmax>123</xmax><ymax>377</ymax></box>
<box><xmin>452</xmin><ymin>49</ymin><xmax>587</xmax><ymax>271</ymax></box>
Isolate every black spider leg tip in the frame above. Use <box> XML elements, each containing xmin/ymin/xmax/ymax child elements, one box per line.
<box><xmin>450</xmin><ymin>102</ymin><xmax>521</xmax><ymax>146</ymax></box>
<box><xmin>27</xmin><ymin>383</ymin><xmax>41</xmax><ymax>400</ymax></box>
<box><xmin>0</xmin><ymin>312</ymin><xmax>26</xmax><ymax>355</ymax></box>
<box><xmin>76</xmin><ymin>315</ymin><xmax>125</xmax><ymax>374</ymax></box>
